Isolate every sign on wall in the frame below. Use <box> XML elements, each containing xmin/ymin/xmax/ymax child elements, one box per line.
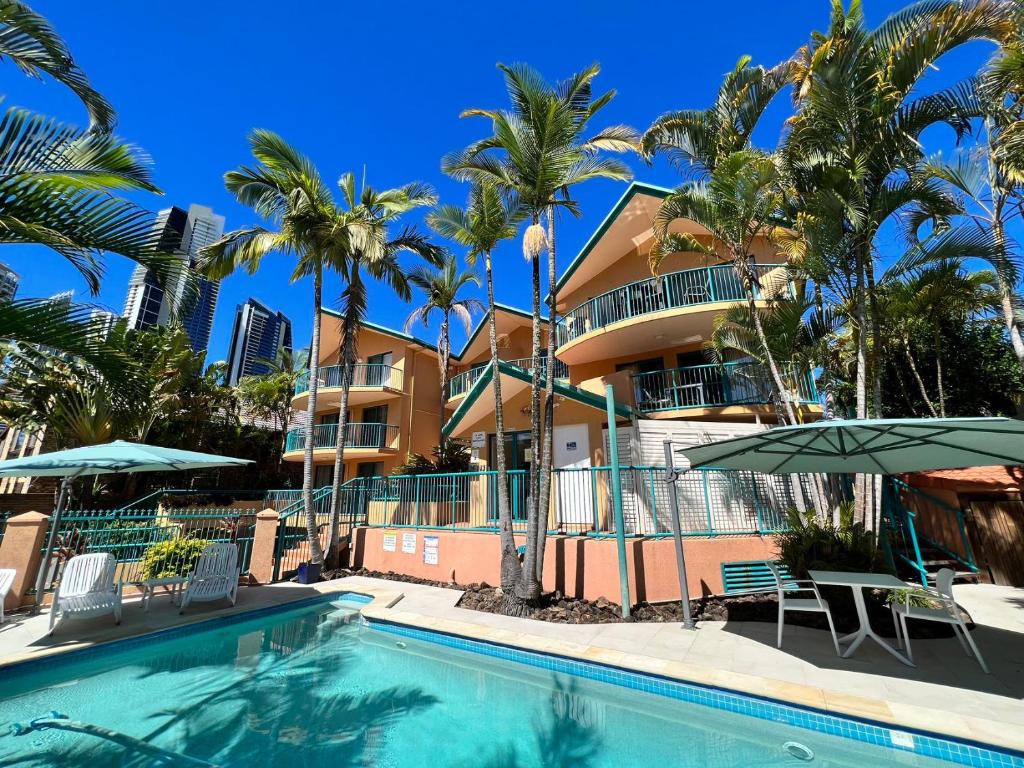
<box><xmin>383</xmin><ymin>534</ymin><xmax>396</xmax><ymax>552</ymax></box>
<box><xmin>402</xmin><ymin>532</ymin><xmax>417</xmax><ymax>554</ymax></box>
<box><xmin>471</xmin><ymin>431</ymin><xmax>486</xmax><ymax>448</ymax></box>
<box><xmin>423</xmin><ymin>535</ymin><xmax>439</xmax><ymax>565</ymax></box>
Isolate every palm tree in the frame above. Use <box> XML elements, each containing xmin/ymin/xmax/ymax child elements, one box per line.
<box><xmin>324</xmin><ymin>173</ymin><xmax>440</xmax><ymax>562</ymax></box>
<box><xmin>444</xmin><ymin>63</ymin><xmax>636</xmax><ymax>614</ymax></box>
<box><xmin>404</xmin><ymin>253</ymin><xmax>484</xmax><ymax>449</ymax></box>
<box><xmin>200</xmin><ymin>130</ymin><xmax>359</xmax><ymax>566</ymax></box>
<box><xmin>427</xmin><ymin>183</ymin><xmax>522</xmax><ymax>592</ymax></box>
<box><xmin>236</xmin><ymin>349</ymin><xmax>303</xmax><ymax>466</ymax></box>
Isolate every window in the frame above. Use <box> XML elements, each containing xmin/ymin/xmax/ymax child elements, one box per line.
<box><xmin>615</xmin><ymin>357</ymin><xmax>663</xmax><ymax>374</ymax></box>
<box><xmin>366</xmin><ymin>352</ymin><xmax>393</xmax><ymax>386</ymax></box>
<box><xmin>313</xmin><ymin>465</ymin><xmax>334</xmax><ymax>487</ymax></box>
<box><xmin>357</xmin><ymin>461</ymin><xmax>384</xmax><ymax>478</ymax></box>
<box><xmin>676</xmin><ymin>351</ymin><xmax>710</xmax><ymax>369</ymax></box>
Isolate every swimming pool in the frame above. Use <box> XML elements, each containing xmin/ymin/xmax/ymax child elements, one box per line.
<box><xmin>0</xmin><ymin>594</ymin><xmax>1018</xmax><ymax>767</ymax></box>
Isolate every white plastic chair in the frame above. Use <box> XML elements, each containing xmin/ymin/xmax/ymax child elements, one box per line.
<box><xmin>769</xmin><ymin>562</ymin><xmax>841</xmax><ymax>655</ymax></box>
<box><xmin>0</xmin><ymin>568</ymin><xmax>15</xmax><ymax>624</ymax></box>
<box><xmin>179</xmin><ymin>543</ymin><xmax>240</xmax><ymax>614</ymax></box>
<box><xmin>891</xmin><ymin>568</ymin><xmax>988</xmax><ymax>673</ymax></box>
<box><xmin>49</xmin><ymin>553</ymin><xmax>122</xmax><ymax>635</ymax></box>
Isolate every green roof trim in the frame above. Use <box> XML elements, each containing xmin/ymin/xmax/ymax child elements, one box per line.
<box><xmin>442</xmin><ymin>360</ymin><xmax>633</xmax><ymax>437</ymax></box>
<box><xmin>321</xmin><ymin>308</ymin><xmax>438</xmax><ymax>352</ymax></box>
<box><xmin>552</xmin><ymin>181</ymin><xmax>672</xmax><ymax>297</ymax></box>
<box><xmin>453</xmin><ymin>303</ymin><xmax>535</xmax><ymax>362</ymax></box>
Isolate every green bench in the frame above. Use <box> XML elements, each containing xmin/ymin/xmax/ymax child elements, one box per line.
<box><xmin>721</xmin><ymin>560</ymin><xmax>794</xmax><ymax>595</ymax></box>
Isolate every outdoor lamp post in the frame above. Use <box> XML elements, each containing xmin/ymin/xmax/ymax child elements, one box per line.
<box><xmin>663</xmin><ymin>440</ymin><xmax>695</xmax><ymax>630</ymax></box>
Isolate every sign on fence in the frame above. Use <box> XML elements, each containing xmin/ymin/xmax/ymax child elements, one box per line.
<box><xmin>402</xmin><ymin>532</ymin><xmax>417</xmax><ymax>554</ymax></box>
<box><xmin>423</xmin><ymin>535</ymin><xmax>439</xmax><ymax>565</ymax></box>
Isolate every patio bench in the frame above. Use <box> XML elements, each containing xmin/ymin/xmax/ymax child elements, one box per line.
<box><xmin>721</xmin><ymin>560</ymin><xmax>794</xmax><ymax>595</ymax></box>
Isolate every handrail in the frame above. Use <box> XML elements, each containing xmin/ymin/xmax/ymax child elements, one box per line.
<box><xmin>633</xmin><ymin>361</ymin><xmax>818</xmax><ymax>412</ymax></box>
<box><xmin>295</xmin><ymin>362</ymin><xmax>402</xmax><ymax>396</ymax></box>
<box><xmin>284</xmin><ymin>422</ymin><xmax>401</xmax><ymax>452</ymax></box>
<box><xmin>555</xmin><ymin>263</ymin><xmax>790</xmax><ymax>347</ymax></box>
<box><xmin>448</xmin><ymin>356</ymin><xmax>569</xmax><ymax>399</ymax></box>
<box><xmin>891</xmin><ymin>477</ymin><xmax>978</xmax><ymax>573</ymax></box>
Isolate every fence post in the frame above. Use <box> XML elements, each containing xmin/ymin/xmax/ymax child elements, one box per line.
<box><xmin>605</xmin><ymin>384</ymin><xmax>631</xmax><ymax>619</ymax></box>
<box><xmin>0</xmin><ymin>511</ymin><xmax>50</xmax><ymax>610</ymax></box>
<box><xmin>250</xmin><ymin>509</ymin><xmax>280</xmax><ymax>584</ymax></box>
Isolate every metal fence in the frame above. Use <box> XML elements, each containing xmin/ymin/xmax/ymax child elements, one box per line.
<box><xmin>285</xmin><ymin>422</ymin><xmax>400</xmax><ymax>452</ymax></box>
<box><xmin>273</xmin><ymin>487</ymin><xmax>334</xmax><ymax>580</ymax></box>
<box><xmin>0</xmin><ymin>511</ymin><xmax>11</xmax><ymax>549</ymax></box>
<box><xmin>38</xmin><ymin>508</ymin><xmax>256</xmax><ymax>592</ymax></box>
<box><xmin>295</xmin><ymin>363</ymin><xmax>402</xmax><ymax>395</ymax></box>
<box><xmin>339</xmin><ymin>465</ymin><xmax>806</xmax><ymax>538</ymax></box>
<box><xmin>633</xmin><ymin>362</ymin><xmax>818</xmax><ymax>412</ymax></box>
<box><xmin>448</xmin><ymin>357</ymin><xmax>570</xmax><ymax>399</ymax></box>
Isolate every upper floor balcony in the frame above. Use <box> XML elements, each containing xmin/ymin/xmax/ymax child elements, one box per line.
<box><xmin>554</xmin><ymin>263</ymin><xmax>789</xmax><ymax>364</ymax></box>
<box><xmin>292</xmin><ymin>363</ymin><xmax>403</xmax><ymax>411</ymax></box>
<box><xmin>632</xmin><ymin>361</ymin><xmax>818</xmax><ymax>415</ymax></box>
<box><xmin>447</xmin><ymin>356</ymin><xmax>569</xmax><ymax>402</ymax></box>
<box><xmin>283</xmin><ymin>422</ymin><xmax>401</xmax><ymax>457</ymax></box>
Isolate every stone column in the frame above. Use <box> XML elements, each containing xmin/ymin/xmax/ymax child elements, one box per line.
<box><xmin>0</xmin><ymin>511</ymin><xmax>50</xmax><ymax>611</ymax></box>
<box><xmin>248</xmin><ymin>509</ymin><xmax>279</xmax><ymax>584</ymax></box>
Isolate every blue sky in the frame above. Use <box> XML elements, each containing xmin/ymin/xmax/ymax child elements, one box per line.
<box><xmin>1</xmin><ymin>1</ymin><xmax>1000</xmax><ymax>363</ymax></box>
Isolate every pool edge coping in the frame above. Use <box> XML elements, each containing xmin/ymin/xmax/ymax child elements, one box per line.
<box><xmin>359</xmin><ymin>602</ymin><xmax>1024</xmax><ymax>757</ymax></box>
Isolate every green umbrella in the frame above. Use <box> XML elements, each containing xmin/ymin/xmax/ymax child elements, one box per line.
<box><xmin>679</xmin><ymin>417</ymin><xmax>1024</xmax><ymax>474</ymax></box>
<box><xmin>0</xmin><ymin>441</ymin><xmax>252</xmax><ymax>605</ymax></box>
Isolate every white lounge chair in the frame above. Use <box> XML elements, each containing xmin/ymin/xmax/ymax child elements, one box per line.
<box><xmin>179</xmin><ymin>543</ymin><xmax>240</xmax><ymax>614</ymax></box>
<box><xmin>48</xmin><ymin>553</ymin><xmax>122</xmax><ymax>635</ymax></box>
<box><xmin>0</xmin><ymin>568</ymin><xmax>15</xmax><ymax>624</ymax></box>
<box><xmin>891</xmin><ymin>567</ymin><xmax>988</xmax><ymax>673</ymax></box>
<box><xmin>769</xmin><ymin>562</ymin><xmax>841</xmax><ymax>655</ymax></box>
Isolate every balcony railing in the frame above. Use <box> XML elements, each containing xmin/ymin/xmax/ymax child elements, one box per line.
<box><xmin>447</xmin><ymin>356</ymin><xmax>570</xmax><ymax>399</ymax></box>
<box><xmin>632</xmin><ymin>361</ymin><xmax>818</xmax><ymax>412</ymax></box>
<box><xmin>555</xmin><ymin>263</ymin><xmax>789</xmax><ymax>347</ymax></box>
<box><xmin>285</xmin><ymin>422</ymin><xmax>400</xmax><ymax>452</ymax></box>
<box><xmin>294</xmin><ymin>363</ymin><xmax>402</xmax><ymax>396</ymax></box>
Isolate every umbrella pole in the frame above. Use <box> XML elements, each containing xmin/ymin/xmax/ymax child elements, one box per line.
<box><xmin>33</xmin><ymin>474</ymin><xmax>74</xmax><ymax>607</ymax></box>
<box><xmin>663</xmin><ymin>441</ymin><xmax>695</xmax><ymax>630</ymax></box>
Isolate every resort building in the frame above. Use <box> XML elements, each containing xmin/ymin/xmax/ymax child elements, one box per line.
<box><xmin>226</xmin><ymin>298</ymin><xmax>293</xmax><ymax>386</ymax></box>
<box><xmin>122</xmin><ymin>203</ymin><xmax>225</xmax><ymax>353</ymax></box>
<box><xmin>0</xmin><ymin>261</ymin><xmax>17</xmax><ymax>303</ymax></box>
<box><xmin>283</xmin><ymin>311</ymin><xmax>443</xmax><ymax>486</ymax></box>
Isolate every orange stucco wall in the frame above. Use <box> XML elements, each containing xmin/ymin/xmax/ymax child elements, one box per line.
<box><xmin>352</xmin><ymin>527</ymin><xmax>778</xmax><ymax>603</ymax></box>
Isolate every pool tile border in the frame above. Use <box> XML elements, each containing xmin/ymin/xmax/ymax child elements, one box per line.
<box><xmin>367</xmin><ymin>617</ymin><xmax>1024</xmax><ymax>768</ymax></box>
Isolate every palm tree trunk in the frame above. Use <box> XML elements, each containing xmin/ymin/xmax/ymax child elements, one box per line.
<box><xmin>992</xmin><ymin>206</ymin><xmax>1024</xmax><ymax>364</ymax></box>
<box><xmin>302</xmin><ymin>270</ymin><xmax>326</xmax><ymax>565</ymax></box>
<box><xmin>933</xmin><ymin>320</ymin><xmax>946</xmax><ymax>418</ymax></box>
<box><xmin>853</xmin><ymin>246</ymin><xmax>872</xmax><ymax>530</ymax></box>
<box><xmin>327</xmin><ymin>321</ymin><xmax>357</xmax><ymax>564</ymax></box>
<box><xmin>439</xmin><ymin>312</ymin><xmax>450</xmax><ymax>451</ymax></box>
<box><xmin>865</xmin><ymin>257</ymin><xmax>884</xmax><ymax>419</ymax></box>
<box><xmin>903</xmin><ymin>338</ymin><xmax>937</xmax><ymax>417</ymax></box>
<box><xmin>485</xmin><ymin>251</ymin><xmax>520</xmax><ymax>595</ymax></box>
<box><xmin>535</xmin><ymin>206</ymin><xmax>556</xmax><ymax>583</ymax></box>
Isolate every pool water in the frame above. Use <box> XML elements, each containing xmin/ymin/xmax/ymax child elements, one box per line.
<box><xmin>0</xmin><ymin>597</ymin><xmax>995</xmax><ymax>767</ymax></box>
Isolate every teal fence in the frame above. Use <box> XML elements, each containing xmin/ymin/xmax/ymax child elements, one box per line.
<box><xmin>0</xmin><ymin>511</ymin><xmax>11</xmax><ymax>549</ymax></box>
<box><xmin>448</xmin><ymin>356</ymin><xmax>569</xmax><ymax>399</ymax></box>
<box><xmin>294</xmin><ymin>362</ymin><xmax>402</xmax><ymax>395</ymax></box>
<box><xmin>272</xmin><ymin>487</ymin><xmax>338</xmax><ymax>581</ymax></box>
<box><xmin>338</xmin><ymin>465</ymin><xmax>807</xmax><ymax>538</ymax></box>
<box><xmin>555</xmin><ymin>263</ymin><xmax>789</xmax><ymax>346</ymax></box>
<box><xmin>633</xmin><ymin>362</ymin><xmax>818</xmax><ymax>412</ymax></box>
<box><xmin>116</xmin><ymin>488</ymin><xmax>270</xmax><ymax>512</ymax></box>
<box><xmin>284</xmin><ymin>423</ymin><xmax>400</xmax><ymax>452</ymax></box>
<box><xmin>38</xmin><ymin>508</ymin><xmax>256</xmax><ymax>591</ymax></box>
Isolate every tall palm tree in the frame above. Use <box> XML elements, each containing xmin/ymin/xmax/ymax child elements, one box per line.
<box><xmin>427</xmin><ymin>184</ymin><xmax>522</xmax><ymax>591</ymax></box>
<box><xmin>324</xmin><ymin>173</ymin><xmax>440</xmax><ymax>562</ymax></box>
<box><xmin>404</xmin><ymin>253</ymin><xmax>484</xmax><ymax>449</ymax></box>
<box><xmin>444</xmin><ymin>63</ymin><xmax>636</xmax><ymax>614</ymax></box>
<box><xmin>200</xmin><ymin>130</ymin><xmax>359</xmax><ymax>566</ymax></box>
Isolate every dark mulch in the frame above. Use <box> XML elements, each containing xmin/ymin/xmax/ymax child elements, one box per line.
<box><xmin>322</xmin><ymin>567</ymin><xmax>958</xmax><ymax>639</ymax></box>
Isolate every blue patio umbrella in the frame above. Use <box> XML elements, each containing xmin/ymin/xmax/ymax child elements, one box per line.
<box><xmin>0</xmin><ymin>441</ymin><xmax>252</xmax><ymax>604</ymax></box>
<box><xmin>678</xmin><ymin>417</ymin><xmax>1024</xmax><ymax>474</ymax></box>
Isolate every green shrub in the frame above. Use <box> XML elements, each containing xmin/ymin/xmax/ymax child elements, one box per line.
<box><xmin>775</xmin><ymin>503</ymin><xmax>888</xmax><ymax>580</ymax></box>
<box><xmin>141</xmin><ymin>537</ymin><xmax>211</xmax><ymax>579</ymax></box>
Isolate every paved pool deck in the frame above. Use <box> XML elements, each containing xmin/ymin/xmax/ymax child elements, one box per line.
<box><xmin>1</xmin><ymin>578</ymin><xmax>1021</xmax><ymax>753</ymax></box>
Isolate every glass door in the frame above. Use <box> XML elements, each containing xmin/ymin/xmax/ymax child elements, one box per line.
<box><xmin>488</xmin><ymin>431</ymin><xmax>531</xmax><ymax>521</ymax></box>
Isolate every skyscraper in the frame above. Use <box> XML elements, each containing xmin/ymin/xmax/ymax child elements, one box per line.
<box><xmin>122</xmin><ymin>203</ymin><xmax>225</xmax><ymax>353</ymax></box>
<box><xmin>226</xmin><ymin>298</ymin><xmax>293</xmax><ymax>386</ymax></box>
<box><xmin>0</xmin><ymin>262</ymin><xmax>18</xmax><ymax>303</ymax></box>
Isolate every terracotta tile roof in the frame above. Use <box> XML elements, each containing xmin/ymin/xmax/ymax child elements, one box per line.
<box><xmin>907</xmin><ymin>465</ymin><xmax>1024</xmax><ymax>492</ymax></box>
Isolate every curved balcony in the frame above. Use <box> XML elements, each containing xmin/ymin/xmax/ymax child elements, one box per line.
<box><xmin>292</xmin><ymin>363</ymin><xmax>403</xmax><ymax>411</ymax></box>
<box><xmin>554</xmin><ymin>263</ymin><xmax>789</xmax><ymax>364</ymax></box>
<box><xmin>284</xmin><ymin>422</ymin><xmax>400</xmax><ymax>455</ymax></box>
<box><xmin>633</xmin><ymin>362</ymin><xmax>818</xmax><ymax>414</ymax></box>
<box><xmin>447</xmin><ymin>356</ymin><xmax>569</xmax><ymax>401</ymax></box>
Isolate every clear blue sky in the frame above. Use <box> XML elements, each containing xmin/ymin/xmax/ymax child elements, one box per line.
<box><xmin>1</xmin><ymin>1</ymin><xmax>999</xmax><ymax>363</ymax></box>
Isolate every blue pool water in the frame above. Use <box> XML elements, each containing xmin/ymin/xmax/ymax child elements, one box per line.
<box><xmin>0</xmin><ymin>596</ymin><xmax>1014</xmax><ymax>767</ymax></box>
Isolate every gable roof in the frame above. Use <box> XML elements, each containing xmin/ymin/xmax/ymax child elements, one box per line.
<box><xmin>321</xmin><ymin>308</ymin><xmax>438</xmax><ymax>352</ymax></box>
<box><xmin>452</xmin><ymin>303</ymin><xmax>549</xmax><ymax>362</ymax></box>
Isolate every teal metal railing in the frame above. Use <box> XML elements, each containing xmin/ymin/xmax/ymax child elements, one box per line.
<box><xmin>555</xmin><ymin>263</ymin><xmax>789</xmax><ymax>347</ymax></box>
<box><xmin>294</xmin><ymin>363</ymin><xmax>402</xmax><ymax>396</ymax></box>
<box><xmin>447</xmin><ymin>356</ymin><xmax>569</xmax><ymax>399</ymax></box>
<box><xmin>633</xmin><ymin>362</ymin><xmax>818</xmax><ymax>412</ymax></box>
<box><xmin>284</xmin><ymin>422</ymin><xmax>400</xmax><ymax>453</ymax></box>
<box><xmin>272</xmin><ymin>487</ymin><xmax>333</xmax><ymax>581</ymax></box>
<box><xmin>884</xmin><ymin>477</ymin><xmax>979</xmax><ymax>586</ymax></box>
<box><xmin>39</xmin><ymin>508</ymin><xmax>256</xmax><ymax>590</ymax></box>
<box><xmin>338</xmin><ymin>465</ymin><xmax>806</xmax><ymax>537</ymax></box>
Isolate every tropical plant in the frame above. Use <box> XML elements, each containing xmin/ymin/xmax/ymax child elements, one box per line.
<box><xmin>324</xmin><ymin>173</ymin><xmax>441</xmax><ymax>563</ymax></box>
<box><xmin>775</xmin><ymin>505</ymin><xmax>887</xmax><ymax>580</ymax></box>
<box><xmin>444</xmin><ymin>62</ymin><xmax>636</xmax><ymax>613</ymax></box>
<box><xmin>141</xmin><ymin>537</ymin><xmax>212</xmax><ymax>579</ymax></box>
<box><xmin>236</xmin><ymin>349</ymin><xmax>303</xmax><ymax>465</ymax></box>
<box><xmin>404</xmin><ymin>253</ymin><xmax>484</xmax><ymax>448</ymax></box>
<box><xmin>391</xmin><ymin>439</ymin><xmax>472</xmax><ymax>476</ymax></box>
<box><xmin>199</xmin><ymin>130</ymin><xmax>358</xmax><ymax>566</ymax></box>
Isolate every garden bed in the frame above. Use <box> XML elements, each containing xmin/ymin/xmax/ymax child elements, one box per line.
<box><xmin>321</xmin><ymin>567</ymin><xmax>961</xmax><ymax>638</ymax></box>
